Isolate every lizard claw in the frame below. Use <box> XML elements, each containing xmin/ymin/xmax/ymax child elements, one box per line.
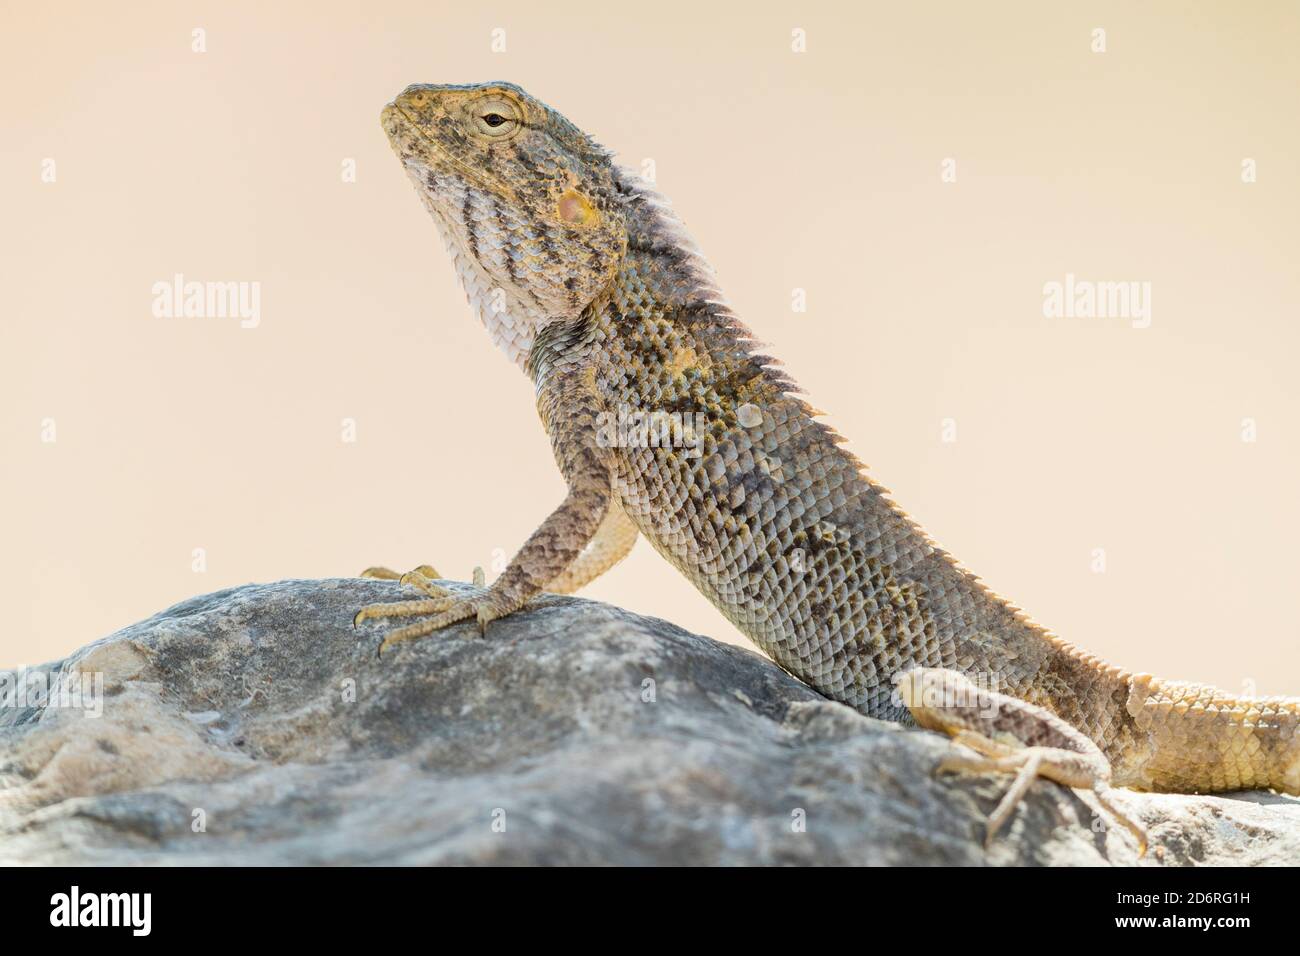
<box><xmin>355</xmin><ymin>569</ymin><xmax>506</xmax><ymax>656</ymax></box>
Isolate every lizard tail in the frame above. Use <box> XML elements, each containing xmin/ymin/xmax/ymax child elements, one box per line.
<box><xmin>1112</xmin><ymin>673</ymin><xmax>1300</xmax><ymax>795</ymax></box>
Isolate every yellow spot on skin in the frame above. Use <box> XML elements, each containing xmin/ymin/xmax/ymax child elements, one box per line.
<box><xmin>664</xmin><ymin>345</ymin><xmax>703</xmax><ymax>378</ymax></box>
<box><xmin>557</xmin><ymin>188</ymin><xmax>597</xmax><ymax>227</ymax></box>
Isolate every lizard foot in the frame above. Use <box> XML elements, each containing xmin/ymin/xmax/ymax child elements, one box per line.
<box><xmin>934</xmin><ymin>742</ymin><xmax>1046</xmax><ymax>848</ymax></box>
<box><xmin>359</xmin><ymin>563</ymin><xmax>443</xmax><ymax>581</ymax></box>
<box><xmin>354</xmin><ymin>565</ymin><xmax>502</xmax><ymax>655</ymax></box>
<box><xmin>936</xmin><ymin>741</ymin><xmax>1148</xmax><ymax>856</ymax></box>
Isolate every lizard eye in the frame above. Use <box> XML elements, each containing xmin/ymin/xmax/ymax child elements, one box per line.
<box><xmin>471</xmin><ymin>96</ymin><xmax>521</xmax><ymax>137</ymax></box>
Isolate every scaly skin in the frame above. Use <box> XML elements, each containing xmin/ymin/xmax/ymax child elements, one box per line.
<box><xmin>365</xmin><ymin>81</ymin><xmax>1300</xmax><ymax>802</ymax></box>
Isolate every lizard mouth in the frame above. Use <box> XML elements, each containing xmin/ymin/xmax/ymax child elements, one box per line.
<box><xmin>381</xmin><ymin>101</ymin><xmax>496</xmax><ymax>196</ymax></box>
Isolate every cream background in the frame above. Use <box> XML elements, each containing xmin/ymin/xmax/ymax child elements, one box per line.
<box><xmin>3</xmin><ymin>1</ymin><xmax>1298</xmax><ymax>694</ymax></box>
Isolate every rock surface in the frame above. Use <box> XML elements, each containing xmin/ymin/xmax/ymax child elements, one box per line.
<box><xmin>1</xmin><ymin>579</ymin><xmax>1296</xmax><ymax>865</ymax></box>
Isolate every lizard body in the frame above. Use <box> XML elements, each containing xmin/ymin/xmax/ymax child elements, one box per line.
<box><xmin>363</xmin><ymin>83</ymin><xmax>1300</xmax><ymax>836</ymax></box>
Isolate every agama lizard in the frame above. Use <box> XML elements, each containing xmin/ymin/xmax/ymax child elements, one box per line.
<box><xmin>359</xmin><ymin>81</ymin><xmax>1299</xmax><ymax>852</ymax></box>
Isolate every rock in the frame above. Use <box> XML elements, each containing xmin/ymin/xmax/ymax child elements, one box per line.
<box><xmin>1</xmin><ymin>579</ymin><xmax>1296</xmax><ymax>865</ymax></box>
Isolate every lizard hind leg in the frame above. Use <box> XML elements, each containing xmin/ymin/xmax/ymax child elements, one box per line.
<box><xmin>903</xmin><ymin>669</ymin><xmax>1149</xmax><ymax>856</ymax></box>
<box><xmin>936</xmin><ymin>741</ymin><xmax>1149</xmax><ymax>856</ymax></box>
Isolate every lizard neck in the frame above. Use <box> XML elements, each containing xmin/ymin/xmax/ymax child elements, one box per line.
<box><xmin>433</xmin><ymin>214</ymin><xmax>550</xmax><ymax>372</ymax></box>
<box><xmin>440</xmin><ymin>163</ymin><xmax>733</xmax><ymax>374</ymax></box>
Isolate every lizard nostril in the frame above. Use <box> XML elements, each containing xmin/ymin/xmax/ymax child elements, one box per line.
<box><xmin>394</xmin><ymin>84</ymin><xmax>432</xmax><ymax>110</ymax></box>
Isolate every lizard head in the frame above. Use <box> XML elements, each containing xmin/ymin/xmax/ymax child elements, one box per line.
<box><xmin>381</xmin><ymin>82</ymin><xmax>628</xmax><ymax>364</ymax></box>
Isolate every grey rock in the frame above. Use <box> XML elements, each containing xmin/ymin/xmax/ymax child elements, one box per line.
<box><xmin>1</xmin><ymin>579</ymin><xmax>1296</xmax><ymax>865</ymax></box>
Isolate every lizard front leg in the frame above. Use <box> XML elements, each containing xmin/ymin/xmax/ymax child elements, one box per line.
<box><xmin>543</xmin><ymin>502</ymin><xmax>638</xmax><ymax>595</ymax></box>
<box><xmin>354</xmin><ymin>342</ymin><xmax>614</xmax><ymax>654</ymax></box>
<box><xmin>355</xmin><ymin>500</ymin><xmax>632</xmax><ymax>636</ymax></box>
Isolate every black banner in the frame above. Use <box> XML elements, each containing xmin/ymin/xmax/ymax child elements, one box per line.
<box><xmin>0</xmin><ymin>865</ymin><xmax>1287</xmax><ymax>941</ymax></box>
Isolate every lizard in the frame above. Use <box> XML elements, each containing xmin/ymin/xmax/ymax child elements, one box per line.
<box><xmin>358</xmin><ymin>81</ymin><xmax>1300</xmax><ymax>852</ymax></box>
